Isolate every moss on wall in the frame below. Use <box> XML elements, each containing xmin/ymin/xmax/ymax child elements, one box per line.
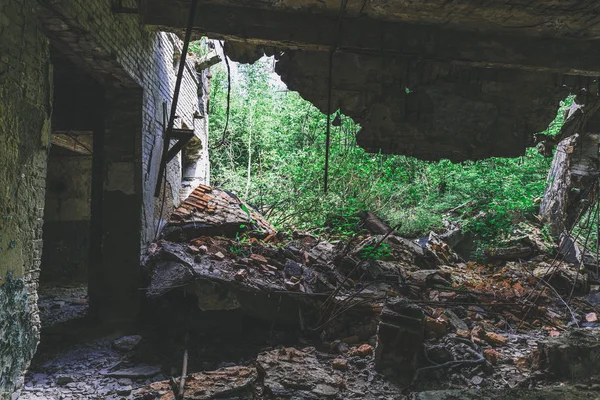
<box><xmin>0</xmin><ymin>273</ymin><xmax>37</xmax><ymax>400</ymax></box>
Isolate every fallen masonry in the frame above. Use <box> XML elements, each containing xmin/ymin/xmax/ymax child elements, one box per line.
<box><xmin>21</xmin><ymin>185</ymin><xmax>600</xmax><ymax>399</ymax></box>
<box><xmin>124</xmin><ymin>185</ymin><xmax>600</xmax><ymax>399</ymax></box>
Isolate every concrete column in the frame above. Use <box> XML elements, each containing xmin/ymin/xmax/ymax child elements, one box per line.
<box><xmin>89</xmin><ymin>88</ymin><xmax>143</xmax><ymax>322</ymax></box>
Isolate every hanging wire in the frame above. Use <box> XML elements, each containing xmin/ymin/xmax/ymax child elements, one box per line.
<box><xmin>213</xmin><ymin>41</ymin><xmax>232</xmax><ymax>150</ymax></box>
<box><xmin>324</xmin><ymin>50</ymin><xmax>334</xmax><ymax>194</ymax></box>
<box><xmin>324</xmin><ymin>0</ymin><xmax>349</xmax><ymax>193</ymax></box>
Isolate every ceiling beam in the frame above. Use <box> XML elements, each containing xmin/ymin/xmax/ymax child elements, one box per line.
<box><xmin>141</xmin><ymin>1</ymin><xmax>600</xmax><ymax>76</ymax></box>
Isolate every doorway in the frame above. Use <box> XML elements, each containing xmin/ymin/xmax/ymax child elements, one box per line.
<box><xmin>39</xmin><ymin>48</ymin><xmax>104</xmax><ymax>327</ymax></box>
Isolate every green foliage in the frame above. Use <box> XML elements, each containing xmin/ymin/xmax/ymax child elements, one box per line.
<box><xmin>189</xmin><ymin>39</ymin><xmax>210</xmax><ymax>58</ymax></box>
<box><xmin>359</xmin><ymin>242</ymin><xmax>392</xmax><ymax>261</ymax></box>
<box><xmin>207</xmin><ymin>56</ymin><xmax>571</xmax><ymax>253</ymax></box>
<box><xmin>544</xmin><ymin>95</ymin><xmax>574</xmax><ymax>136</ymax></box>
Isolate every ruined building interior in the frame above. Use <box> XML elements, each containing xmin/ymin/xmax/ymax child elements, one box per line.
<box><xmin>3</xmin><ymin>0</ymin><xmax>600</xmax><ymax>399</ymax></box>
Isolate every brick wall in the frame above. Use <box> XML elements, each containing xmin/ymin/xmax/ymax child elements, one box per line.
<box><xmin>37</xmin><ymin>0</ymin><xmax>208</xmax><ymax>249</ymax></box>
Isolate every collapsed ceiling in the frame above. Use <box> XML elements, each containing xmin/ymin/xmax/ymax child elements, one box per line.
<box><xmin>140</xmin><ymin>0</ymin><xmax>600</xmax><ymax>161</ymax></box>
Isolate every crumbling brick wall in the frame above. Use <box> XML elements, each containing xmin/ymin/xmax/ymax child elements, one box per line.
<box><xmin>0</xmin><ymin>0</ymin><xmax>51</xmax><ymax>397</ymax></box>
<box><xmin>0</xmin><ymin>0</ymin><xmax>209</xmax><ymax>397</ymax></box>
<box><xmin>38</xmin><ymin>0</ymin><xmax>209</xmax><ymax>251</ymax></box>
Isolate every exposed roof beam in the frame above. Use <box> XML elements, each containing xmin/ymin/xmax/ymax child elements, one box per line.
<box><xmin>51</xmin><ymin>131</ymin><xmax>93</xmax><ymax>155</ymax></box>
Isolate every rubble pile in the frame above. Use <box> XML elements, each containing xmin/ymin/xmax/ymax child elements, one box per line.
<box><xmin>137</xmin><ymin>185</ymin><xmax>600</xmax><ymax>399</ymax></box>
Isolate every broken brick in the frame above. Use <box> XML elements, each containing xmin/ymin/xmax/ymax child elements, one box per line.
<box><xmin>514</xmin><ymin>356</ymin><xmax>531</xmax><ymax>371</ymax></box>
<box><xmin>456</xmin><ymin>329</ymin><xmax>471</xmax><ymax>339</ymax></box>
<box><xmin>332</xmin><ymin>358</ymin><xmax>348</xmax><ymax>371</ymax></box>
<box><xmin>586</xmin><ymin>312</ymin><xmax>598</xmax><ymax>322</ymax></box>
<box><xmin>187</xmin><ymin>245</ymin><xmax>201</xmax><ymax>254</ymax></box>
<box><xmin>485</xmin><ymin>332</ymin><xmax>508</xmax><ymax>347</ymax></box>
<box><xmin>235</xmin><ymin>270</ymin><xmax>248</xmax><ymax>281</ymax></box>
<box><xmin>425</xmin><ymin>316</ymin><xmax>447</xmax><ymax>338</ymax></box>
<box><xmin>356</xmin><ymin>344</ymin><xmax>374</xmax><ymax>357</ymax></box>
<box><xmin>483</xmin><ymin>349</ymin><xmax>502</xmax><ymax>365</ymax></box>
<box><xmin>250</xmin><ymin>253</ymin><xmax>268</xmax><ymax>264</ymax></box>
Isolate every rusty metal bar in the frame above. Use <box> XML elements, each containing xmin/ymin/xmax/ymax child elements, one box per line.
<box><xmin>155</xmin><ymin>0</ymin><xmax>199</xmax><ymax>197</ymax></box>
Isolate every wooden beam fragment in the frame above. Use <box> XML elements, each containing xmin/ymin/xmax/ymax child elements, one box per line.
<box><xmin>51</xmin><ymin>131</ymin><xmax>93</xmax><ymax>154</ymax></box>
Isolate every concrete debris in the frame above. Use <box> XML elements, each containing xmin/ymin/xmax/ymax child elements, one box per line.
<box><xmin>258</xmin><ymin>347</ymin><xmax>342</xmax><ymax>398</ymax></box>
<box><xmin>133</xmin><ymin>365</ymin><xmax>257</xmax><ymax>400</ymax></box>
<box><xmin>113</xmin><ymin>335</ymin><xmax>142</xmax><ymax>352</ymax></box>
<box><xmin>374</xmin><ymin>297</ymin><xmax>424</xmax><ymax>378</ymax></box>
<box><xmin>20</xmin><ymin>321</ymin><xmax>162</xmax><ymax>400</ymax></box>
<box><xmin>419</xmin><ymin>231</ymin><xmax>463</xmax><ymax>264</ymax></box>
<box><xmin>484</xmin><ymin>245</ymin><xmax>533</xmax><ymax>261</ymax></box>
<box><xmin>532</xmin><ymin>329</ymin><xmax>600</xmax><ymax>380</ymax></box>
<box><xmin>412</xmin><ymin>387</ymin><xmax>595</xmax><ymax>400</ymax></box>
<box><xmin>56</xmin><ymin>375</ymin><xmax>75</xmax><ymax>386</ymax></box>
<box><xmin>332</xmin><ymin>358</ymin><xmax>349</xmax><ymax>371</ymax></box>
<box><xmin>134</xmin><ymin>200</ymin><xmax>600</xmax><ymax>398</ymax></box>
<box><xmin>533</xmin><ymin>261</ymin><xmax>588</xmax><ymax>295</ymax></box>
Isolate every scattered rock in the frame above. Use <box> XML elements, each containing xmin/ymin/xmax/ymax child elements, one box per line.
<box><xmin>257</xmin><ymin>348</ymin><xmax>340</xmax><ymax>398</ymax></box>
<box><xmin>425</xmin><ymin>316</ymin><xmax>448</xmax><ymax>338</ymax></box>
<box><xmin>483</xmin><ymin>349</ymin><xmax>502</xmax><ymax>365</ymax></box>
<box><xmin>213</xmin><ymin>251</ymin><xmax>226</xmax><ymax>261</ymax></box>
<box><xmin>471</xmin><ymin>375</ymin><xmax>484</xmax><ymax>385</ymax></box>
<box><xmin>332</xmin><ymin>358</ymin><xmax>348</xmax><ymax>371</ymax></box>
<box><xmin>444</xmin><ymin>309</ymin><xmax>469</xmax><ymax>331</ymax></box>
<box><xmin>485</xmin><ymin>332</ymin><xmax>508</xmax><ymax>347</ymax></box>
<box><xmin>356</xmin><ymin>344</ymin><xmax>374</xmax><ymax>357</ymax></box>
<box><xmin>133</xmin><ymin>365</ymin><xmax>257</xmax><ymax>400</ymax></box>
<box><xmin>113</xmin><ymin>335</ymin><xmax>142</xmax><ymax>352</ymax></box>
<box><xmin>375</xmin><ymin>298</ymin><xmax>424</xmax><ymax>378</ymax></box>
<box><xmin>117</xmin><ymin>385</ymin><xmax>133</xmax><ymax>396</ymax></box>
<box><xmin>56</xmin><ymin>375</ymin><xmax>75</xmax><ymax>386</ymax></box>
<box><xmin>533</xmin><ymin>262</ymin><xmax>588</xmax><ymax>295</ymax></box>
<box><xmin>533</xmin><ymin>329</ymin><xmax>600</xmax><ymax>380</ymax></box>
<box><xmin>585</xmin><ymin>312</ymin><xmax>597</xmax><ymax>322</ymax></box>
<box><xmin>250</xmin><ymin>253</ymin><xmax>268</xmax><ymax>264</ymax></box>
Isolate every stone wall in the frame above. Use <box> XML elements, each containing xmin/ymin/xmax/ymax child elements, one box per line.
<box><xmin>0</xmin><ymin>0</ymin><xmax>51</xmax><ymax>397</ymax></box>
<box><xmin>0</xmin><ymin>0</ymin><xmax>210</xmax><ymax>397</ymax></box>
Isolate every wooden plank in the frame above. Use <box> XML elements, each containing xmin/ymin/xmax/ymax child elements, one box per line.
<box><xmin>51</xmin><ymin>131</ymin><xmax>93</xmax><ymax>154</ymax></box>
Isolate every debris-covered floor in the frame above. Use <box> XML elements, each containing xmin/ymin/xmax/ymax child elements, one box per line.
<box><xmin>20</xmin><ymin>185</ymin><xmax>600</xmax><ymax>399</ymax></box>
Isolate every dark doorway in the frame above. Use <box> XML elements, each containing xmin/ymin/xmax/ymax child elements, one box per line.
<box><xmin>39</xmin><ymin>48</ymin><xmax>104</xmax><ymax>326</ymax></box>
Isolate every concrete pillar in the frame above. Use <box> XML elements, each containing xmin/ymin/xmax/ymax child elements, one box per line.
<box><xmin>89</xmin><ymin>89</ymin><xmax>142</xmax><ymax>322</ymax></box>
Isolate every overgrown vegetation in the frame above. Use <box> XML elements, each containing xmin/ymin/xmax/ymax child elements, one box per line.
<box><xmin>205</xmin><ymin>51</ymin><xmax>573</xmax><ymax>255</ymax></box>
